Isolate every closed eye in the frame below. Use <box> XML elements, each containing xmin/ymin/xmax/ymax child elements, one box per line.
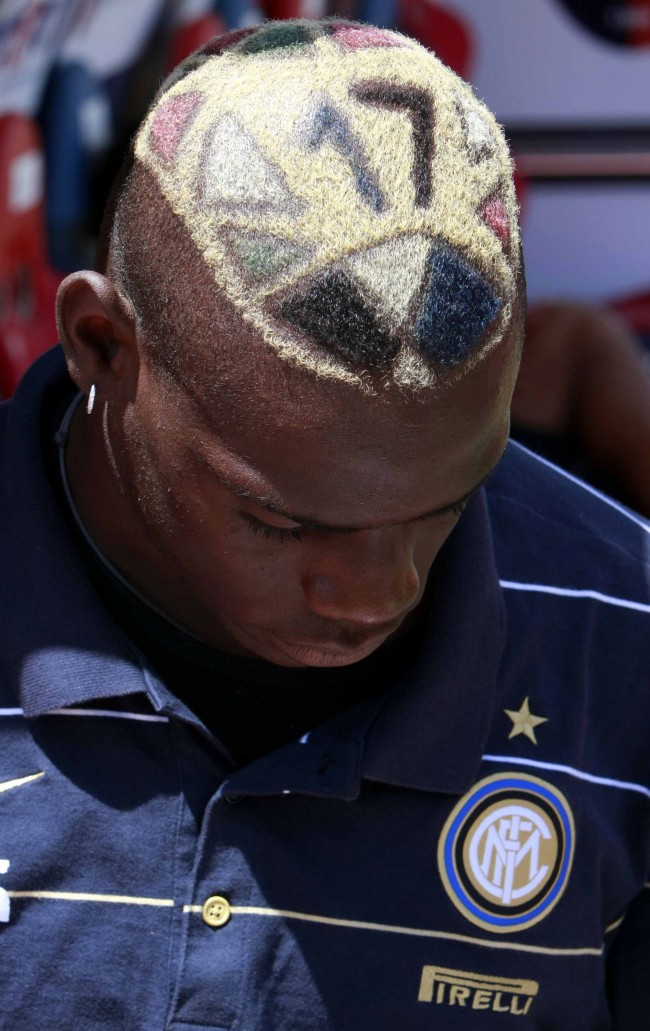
<box><xmin>241</xmin><ymin>512</ymin><xmax>304</xmax><ymax>543</ymax></box>
<box><xmin>241</xmin><ymin>493</ymin><xmax>472</xmax><ymax>544</ymax></box>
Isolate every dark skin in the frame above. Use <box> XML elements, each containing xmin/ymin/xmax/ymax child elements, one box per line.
<box><xmin>56</xmin><ymin>270</ymin><xmax>521</xmax><ymax>668</ymax></box>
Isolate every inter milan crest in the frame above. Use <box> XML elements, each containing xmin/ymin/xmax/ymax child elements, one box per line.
<box><xmin>438</xmin><ymin>774</ymin><xmax>575</xmax><ymax>933</ymax></box>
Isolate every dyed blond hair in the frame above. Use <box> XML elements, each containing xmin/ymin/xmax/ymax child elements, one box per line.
<box><xmin>124</xmin><ymin>19</ymin><xmax>521</xmax><ymax>390</ymax></box>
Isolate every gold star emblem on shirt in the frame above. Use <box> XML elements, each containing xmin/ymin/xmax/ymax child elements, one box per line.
<box><xmin>504</xmin><ymin>697</ymin><xmax>548</xmax><ymax>745</ymax></box>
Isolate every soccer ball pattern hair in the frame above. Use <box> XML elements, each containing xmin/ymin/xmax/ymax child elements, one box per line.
<box><xmin>134</xmin><ymin>19</ymin><xmax>520</xmax><ymax>389</ymax></box>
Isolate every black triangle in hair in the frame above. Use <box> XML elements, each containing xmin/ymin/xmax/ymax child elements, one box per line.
<box><xmin>280</xmin><ymin>270</ymin><xmax>400</xmax><ymax>368</ymax></box>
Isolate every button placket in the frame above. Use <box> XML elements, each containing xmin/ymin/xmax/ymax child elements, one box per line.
<box><xmin>168</xmin><ymin>789</ymin><xmax>253</xmax><ymax>1029</ymax></box>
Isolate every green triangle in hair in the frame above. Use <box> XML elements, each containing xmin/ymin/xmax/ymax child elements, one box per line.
<box><xmin>236</xmin><ymin>22</ymin><xmax>317</xmax><ymax>55</ymax></box>
<box><xmin>227</xmin><ymin>231</ymin><xmax>311</xmax><ymax>282</ymax></box>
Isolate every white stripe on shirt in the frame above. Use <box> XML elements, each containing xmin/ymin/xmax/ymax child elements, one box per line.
<box><xmin>483</xmin><ymin>754</ymin><xmax>650</xmax><ymax>801</ymax></box>
<box><xmin>500</xmin><ymin>580</ymin><xmax>650</xmax><ymax>615</ymax></box>
<box><xmin>0</xmin><ymin>706</ymin><xmax>168</xmax><ymax>723</ymax></box>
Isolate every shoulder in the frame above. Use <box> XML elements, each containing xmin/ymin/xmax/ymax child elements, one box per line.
<box><xmin>485</xmin><ymin>442</ymin><xmax>650</xmax><ymax>791</ymax></box>
<box><xmin>486</xmin><ymin>440</ymin><xmax>650</xmax><ymax>600</ymax></box>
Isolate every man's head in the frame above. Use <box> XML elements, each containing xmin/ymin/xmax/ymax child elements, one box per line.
<box><xmin>57</xmin><ymin>20</ymin><xmax>524</xmax><ymax>666</ymax></box>
<box><xmin>112</xmin><ymin>16</ymin><xmax>522</xmax><ymax>392</ymax></box>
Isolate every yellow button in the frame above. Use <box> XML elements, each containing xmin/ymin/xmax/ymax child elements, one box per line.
<box><xmin>202</xmin><ymin>895</ymin><xmax>231</xmax><ymax>928</ymax></box>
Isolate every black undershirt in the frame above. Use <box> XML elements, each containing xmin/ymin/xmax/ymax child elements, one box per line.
<box><xmin>46</xmin><ymin>394</ymin><xmax>419</xmax><ymax>766</ymax></box>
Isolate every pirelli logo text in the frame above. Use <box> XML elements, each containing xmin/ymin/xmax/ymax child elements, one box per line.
<box><xmin>418</xmin><ymin>966</ymin><xmax>539</xmax><ymax>1016</ymax></box>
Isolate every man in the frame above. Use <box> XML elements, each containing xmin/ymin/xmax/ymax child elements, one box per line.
<box><xmin>0</xmin><ymin>19</ymin><xmax>648</xmax><ymax>1029</ymax></box>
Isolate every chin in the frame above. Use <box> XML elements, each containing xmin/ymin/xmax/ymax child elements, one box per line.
<box><xmin>259</xmin><ymin>635</ymin><xmax>391</xmax><ymax>669</ymax></box>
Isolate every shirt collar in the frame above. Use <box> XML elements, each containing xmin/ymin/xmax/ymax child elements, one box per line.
<box><xmin>222</xmin><ymin>489</ymin><xmax>506</xmax><ymax>801</ymax></box>
<box><xmin>359</xmin><ymin>486</ymin><xmax>506</xmax><ymax>795</ymax></box>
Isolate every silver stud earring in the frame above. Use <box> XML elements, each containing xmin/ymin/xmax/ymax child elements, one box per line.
<box><xmin>86</xmin><ymin>384</ymin><xmax>96</xmax><ymax>415</ymax></box>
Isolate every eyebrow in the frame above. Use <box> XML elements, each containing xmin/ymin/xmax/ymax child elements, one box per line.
<box><xmin>224</xmin><ymin>462</ymin><xmax>501</xmax><ymax>535</ymax></box>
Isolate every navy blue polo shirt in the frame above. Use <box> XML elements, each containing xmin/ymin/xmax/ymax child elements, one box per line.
<box><xmin>1</xmin><ymin>348</ymin><xmax>650</xmax><ymax>1029</ymax></box>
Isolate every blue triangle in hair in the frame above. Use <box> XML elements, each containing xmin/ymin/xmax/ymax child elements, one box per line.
<box><xmin>415</xmin><ymin>242</ymin><xmax>501</xmax><ymax>365</ymax></box>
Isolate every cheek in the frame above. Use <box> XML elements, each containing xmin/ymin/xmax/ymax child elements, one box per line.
<box><xmin>166</xmin><ymin>507</ymin><xmax>306</xmax><ymax>601</ymax></box>
<box><xmin>412</xmin><ymin>512</ymin><xmax>461</xmax><ymax>571</ymax></box>
<box><xmin>183</xmin><ymin>538</ymin><xmax>309</xmax><ymax>634</ymax></box>
<box><xmin>120</xmin><ymin>403</ymin><xmax>168</xmax><ymax>472</ymax></box>
<box><xmin>118</xmin><ymin>415</ymin><xmax>215</xmax><ymax>539</ymax></box>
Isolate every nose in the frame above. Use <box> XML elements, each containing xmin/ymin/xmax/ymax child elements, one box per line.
<box><xmin>302</xmin><ymin>528</ymin><xmax>421</xmax><ymax>628</ymax></box>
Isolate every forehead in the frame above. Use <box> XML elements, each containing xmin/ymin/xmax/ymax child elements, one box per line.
<box><xmin>134</xmin><ymin>26</ymin><xmax>520</xmax><ymax>388</ymax></box>
<box><xmin>176</xmin><ymin>331</ymin><xmax>520</xmax><ymax>526</ymax></box>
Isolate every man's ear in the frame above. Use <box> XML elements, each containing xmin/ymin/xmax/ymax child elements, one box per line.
<box><xmin>56</xmin><ymin>271</ymin><xmax>139</xmax><ymax>403</ymax></box>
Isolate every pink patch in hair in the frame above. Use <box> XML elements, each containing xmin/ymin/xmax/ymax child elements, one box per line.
<box><xmin>197</xmin><ymin>27</ymin><xmax>257</xmax><ymax>56</ymax></box>
<box><xmin>479</xmin><ymin>195</ymin><xmax>510</xmax><ymax>249</ymax></box>
<box><xmin>329</xmin><ymin>24</ymin><xmax>405</xmax><ymax>50</ymax></box>
<box><xmin>151</xmin><ymin>91</ymin><xmax>202</xmax><ymax>163</ymax></box>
